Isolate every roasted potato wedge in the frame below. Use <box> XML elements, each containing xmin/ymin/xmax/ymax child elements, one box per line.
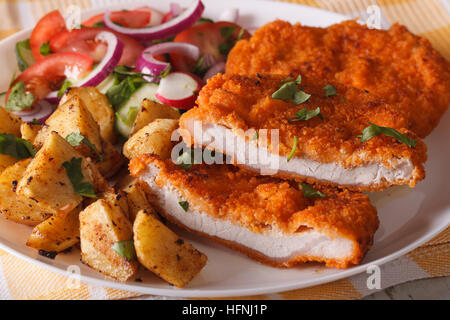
<box><xmin>26</xmin><ymin>205</ymin><xmax>81</xmax><ymax>252</ymax></box>
<box><xmin>130</xmin><ymin>99</ymin><xmax>180</xmax><ymax>136</ymax></box>
<box><xmin>133</xmin><ymin>210</ymin><xmax>207</xmax><ymax>288</ymax></box>
<box><xmin>45</xmin><ymin>96</ymin><xmax>103</xmax><ymax>157</ymax></box>
<box><xmin>0</xmin><ymin>154</ymin><xmax>17</xmax><ymax>174</ymax></box>
<box><xmin>123</xmin><ymin>119</ymin><xmax>179</xmax><ymax>160</ymax></box>
<box><xmin>80</xmin><ymin>195</ymin><xmax>138</xmax><ymax>281</ymax></box>
<box><xmin>60</xmin><ymin>87</ymin><xmax>117</xmax><ymax>144</ymax></box>
<box><xmin>0</xmin><ymin>159</ymin><xmax>51</xmax><ymax>226</ymax></box>
<box><xmin>96</xmin><ymin>139</ymin><xmax>125</xmax><ymax>178</ymax></box>
<box><xmin>20</xmin><ymin>122</ymin><xmax>42</xmax><ymax>144</ymax></box>
<box><xmin>122</xmin><ymin>178</ymin><xmax>154</xmax><ymax>222</ymax></box>
<box><xmin>17</xmin><ymin>132</ymin><xmax>100</xmax><ymax>214</ymax></box>
<box><xmin>0</xmin><ymin>106</ymin><xmax>22</xmax><ymax>136</ymax></box>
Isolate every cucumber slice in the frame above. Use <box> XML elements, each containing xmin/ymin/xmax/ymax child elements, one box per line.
<box><xmin>115</xmin><ymin>83</ymin><xmax>159</xmax><ymax>138</ymax></box>
<box><xmin>97</xmin><ymin>74</ymin><xmax>116</xmax><ymax>94</ymax></box>
<box><xmin>15</xmin><ymin>39</ymin><xmax>35</xmax><ymax>72</ymax></box>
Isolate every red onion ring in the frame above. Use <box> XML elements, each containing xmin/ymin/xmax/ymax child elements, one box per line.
<box><xmin>170</xmin><ymin>3</ymin><xmax>182</xmax><ymax>16</ymax></box>
<box><xmin>203</xmin><ymin>62</ymin><xmax>225</xmax><ymax>82</ymax></box>
<box><xmin>13</xmin><ymin>100</ymin><xmax>54</xmax><ymax>124</ymax></box>
<box><xmin>103</xmin><ymin>0</ymin><xmax>204</xmax><ymax>41</ymax></box>
<box><xmin>45</xmin><ymin>31</ymin><xmax>123</xmax><ymax>104</ymax></box>
<box><xmin>136</xmin><ymin>42</ymin><xmax>200</xmax><ymax>82</ymax></box>
<box><xmin>219</xmin><ymin>8</ymin><xmax>239</xmax><ymax>22</ymax></box>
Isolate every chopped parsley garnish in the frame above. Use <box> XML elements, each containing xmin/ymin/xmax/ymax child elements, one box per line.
<box><xmin>92</xmin><ymin>21</ymin><xmax>105</xmax><ymax>28</ymax></box>
<box><xmin>176</xmin><ymin>149</ymin><xmax>195</xmax><ymax>170</ymax></box>
<box><xmin>322</xmin><ymin>84</ymin><xmax>346</xmax><ymax>103</ymax></box>
<box><xmin>237</xmin><ymin>28</ymin><xmax>245</xmax><ymax>41</ymax></box>
<box><xmin>272</xmin><ymin>76</ymin><xmax>310</xmax><ymax>105</ymax></box>
<box><xmin>300</xmin><ymin>182</ymin><xmax>326</xmax><ymax>198</ymax></box>
<box><xmin>66</xmin><ymin>132</ymin><xmax>104</xmax><ymax>162</ymax></box>
<box><xmin>198</xmin><ymin>17</ymin><xmax>214</xmax><ymax>23</ymax></box>
<box><xmin>192</xmin><ymin>56</ymin><xmax>210</xmax><ymax>77</ymax></box>
<box><xmin>179</xmin><ymin>201</ymin><xmax>189</xmax><ymax>212</ymax></box>
<box><xmin>220</xmin><ymin>26</ymin><xmax>237</xmax><ymax>38</ymax></box>
<box><xmin>62</xmin><ymin>157</ymin><xmax>97</xmax><ymax>198</ymax></box>
<box><xmin>5</xmin><ymin>81</ymin><xmax>35</xmax><ymax>111</ymax></box>
<box><xmin>288</xmin><ymin>107</ymin><xmax>323</xmax><ymax>122</ymax></box>
<box><xmin>287</xmin><ymin>136</ymin><xmax>298</xmax><ymax>162</ymax></box>
<box><xmin>57</xmin><ymin>80</ymin><xmax>72</xmax><ymax>98</ymax></box>
<box><xmin>0</xmin><ymin>133</ymin><xmax>36</xmax><ymax>159</ymax></box>
<box><xmin>111</xmin><ymin>240</ymin><xmax>136</xmax><ymax>261</ymax></box>
<box><xmin>218</xmin><ymin>41</ymin><xmax>235</xmax><ymax>56</ymax></box>
<box><xmin>106</xmin><ymin>74</ymin><xmax>145</xmax><ymax>110</ymax></box>
<box><xmin>358</xmin><ymin>123</ymin><xmax>417</xmax><ymax>148</ymax></box>
<box><xmin>39</xmin><ymin>43</ymin><xmax>52</xmax><ymax>56</ymax></box>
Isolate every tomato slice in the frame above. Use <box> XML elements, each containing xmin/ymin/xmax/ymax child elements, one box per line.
<box><xmin>82</xmin><ymin>9</ymin><xmax>151</xmax><ymax>28</ymax></box>
<box><xmin>30</xmin><ymin>10</ymin><xmax>67</xmax><ymax>61</ymax></box>
<box><xmin>7</xmin><ymin>52</ymin><xmax>93</xmax><ymax>101</ymax></box>
<box><xmin>170</xmin><ymin>22</ymin><xmax>251</xmax><ymax>73</ymax></box>
<box><xmin>49</xmin><ymin>27</ymin><xmax>144</xmax><ymax>67</ymax></box>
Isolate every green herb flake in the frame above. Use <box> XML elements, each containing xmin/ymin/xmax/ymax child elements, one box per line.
<box><xmin>323</xmin><ymin>84</ymin><xmax>346</xmax><ymax>103</ymax></box>
<box><xmin>300</xmin><ymin>182</ymin><xmax>326</xmax><ymax>198</ymax></box>
<box><xmin>65</xmin><ymin>132</ymin><xmax>104</xmax><ymax>162</ymax></box>
<box><xmin>288</xmin><ymin>107</ymin><xmax>323</xmax><ymax>122</ymax></box>
<box><xmin>57</xmin><ymin>80</ymin><xmax>72</xmax><ymax>98</ymax></box>
<box><xmin>218</xmin><ymin>41</ymin><xmax>235</xmax><ymax>56</ymax></box>
<box><xmin>293</xmin><ymin>90</ymin><xmax>311</xmax><ymax>104</ymax></box>
<box><xmin>220</xmin><ymin>26</ymin><xmax>237</xmax><ymax>39</ymax></box>
<box><xmin>272</xmin><ymin>76</ymin><xmax>310</xmax><ymax>105</ymax></box>
<box><xmin>62</xmin><ymin>157</ymin><xmax>97</xmax><ymax>198</ymax></box>
<box><xmin>0</xmin><ymin>133</ymin><xmax>36</xmax><ymax>160</ymax></box>
<box><xmin>198</xmin><ymin>17</ymin><xmax>214</xmax><ymax>24</ymax></box>
<box><xmin>39</xmin><ymin>43</ymin><xmax>52</xmax><ymax>56</ymax></box>
<box><xmin>237</xmin><ymin>28</ymin><xmax>245</xmax><ymax>41</ymax></box>
<box><xmin>5</xmin><ymin>81</ymin><xmax>35</xmax><ymax>111</ymax></box>
<box><xmin>287</xmin><ymin>136</ymin><xmax>298</xmax><ymax>162</ymax></box>
<box><xmin>179</xmin><ymin>201</ymin><xmax>189</xmax><ymax>212</ymax></box>
<box><xmin>358</xmin><ymin>123</ymin><xmax>417</xmax><ymax>148</ymax></box>
<box><xmin>252</xmin><ymin>131</ymin><xmax>259</xmax><ymax>140</ymax></box>
<box><xmin>111</xmin><ymin>240</ymin><xmax>137</xmax><ymax>261</ymax></box>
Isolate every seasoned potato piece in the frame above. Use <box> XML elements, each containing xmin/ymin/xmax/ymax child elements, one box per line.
<box><xmin>80</xmin><ymin>196</ymin><xmax>138</xmax><ymax>281</ymax></box>
<box><xmin>31</xmin><ymin>125</ymin><xmax>51</xmax><ymax>150</ymax></box>
<box><xmin>133</xmin><ymin>210</ymin><xmax>207</xmax><ymax>288</ymax></box>
<box><xmin>45</xmin><ymin>96</ymin><xmax>102</xmax><ymax>157</ymax></box>
<box><xmin>0</xmin><ymin>159</ymin><xmax>51</xmax><ymax>226</ymax></box>
<box><xmin>17</xmin><ymin>132</ymin><xmax>100</xmax><ymax>214</ymax></box>
<box><xmin>0</xmin><ymin>154</ymin><xmax>17</xmax><ymax>174</ymax></box>
<box><xmin>123</xmin><ymin>119</ymin><xmax>178</xmax><ymax>160</ymax></box>
<box><xmin>130</xmin><ymin>99</ymin><xmax>180</xmax><ymax>136</ymax></box>
<box><xmin>98</xmin><ymin>190</ymin><xmax>130</xmax><ymax>220</ymax></box>
<box><xmin>96</xmin><ymin>139</ymin><xmax>125</xmax><ymax>178</ymax></box>
<box><xmin>26</xmin><ymin>205</ymin><xmax>81</xmax><ymax>252</ymax></box>
<box><xmin>0</xmin><ymin>106</ymin><xmax>22</xmax><ymax>136</ymax></box>
<box><xmin>20</xmin><ymin>123</ymin><xmax>42</xmax><ymax>144</ymax></box>
<box><xmin>122</xmin><ymin>178</ymin><xmax>154</xmax><ymax>222</ymax></box>
<box><xmin>60</xmin><ymin>87</ymin><xmax>117</xmax><ymax>144</ymax></box>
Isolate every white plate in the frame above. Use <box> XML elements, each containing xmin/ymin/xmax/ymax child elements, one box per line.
<box><xmin>0</xmin><ymin>0</ymin><xmax>449</xmax><ymax>298</ymax></box>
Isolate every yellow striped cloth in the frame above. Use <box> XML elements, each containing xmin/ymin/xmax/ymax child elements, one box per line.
<box><xmin>0</xmin><ymin>0</ymin><xmax>449</xmax><ymax>300</ymax></box>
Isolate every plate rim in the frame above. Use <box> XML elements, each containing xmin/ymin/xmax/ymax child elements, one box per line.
<box><xmin>0</xmin><ymin>0</ymin><xmax>448</xmax><ymax>298</ymax></box>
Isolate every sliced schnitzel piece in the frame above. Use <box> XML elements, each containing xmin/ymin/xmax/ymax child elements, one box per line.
<box><xmin>226</xmin><ymin>20</ymin><xmax>450</xmax><ymax>138</ymax></box>
<box><xmin>179</xmin><ymin>73</ymin><xmax>426</xmax><ymax>191</ymax></box>
<box><xmin>130</xmin><ymin>155</ymin><xmax>379</xmax><ymax>269</ymax></box>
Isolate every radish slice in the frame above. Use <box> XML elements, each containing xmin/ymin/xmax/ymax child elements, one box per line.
<box><xmin>219</xmin><ymin>8</ymin><xmax>239</xmax><ymax>22</ymax></box>
<box><xmin>155</xmin><ymin>72</ymin><xmax>203</xmax><ymax>109</ymax></box>
<box><xmin>45</xmin><ymin>31</ymin><xmax>123</xmax><ymax>104</ymax></box>
<box><xmin>13</xmin><ymin>99</ymin><xmax>54</xmax><ymax>124</ymax></box>
<box><xmin>203</xmin><ymin>61</ymin><xmax>225</xmax><ymax>81</ymax></box>
<box><xmin>103</xmin><ymin>0</ymin><xmax>204</xmax><ymax>41</ymax></box>
<box><xmin>136</xmin><ymin>42</ymin><xmax>200</xmax><ymax>82</ymax></box>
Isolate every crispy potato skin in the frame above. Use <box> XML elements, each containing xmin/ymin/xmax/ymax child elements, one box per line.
<box><xmin>96</xmin><ymin>139</ymin><xmax>125</xmax><ymax>178</ymax></box>
<box><xmin>80</xmin><ymin>196</ymin><xmax>138</xmax><ymax>281</ymax></box>
<box><xmin>26</xmin><ymin>206</ymin><xmax>81</xmax><ymax>252</ymax></box>
<box><xmin>122</xmin><ymin>178</ymin><xmax>154</xmax><ymax>223</ymax></box>
<box><xmin>133</xmin><ymin>210</ymin><xmax>207</xmax><ymax>287</ymax></box>
<box><xmin>0</xmin><ymin>106</ymin><xmax>22</xmax><ymax>137</ymax></box>
<box><xmin>130</xmin><ymin>99</ymin><xmax>180</xmax><ymax>136</ymax></box>
<box><xmin>226</xmin><ymin>20</ymin><xmax>450</xmax><ymax>137</ymax></box>
<box><xmin>0</xmin><ymin>155</ymin><xmax>17</xmax><ymax>175</ymax></box>
<box><xmin>0</xmin><ymin>159</ymin><xmax>51</xmax><ymax>226</ymax></box>
<box><xmin>123</xmin><ymin>119</ymin><xmax>179</xmax><ymax>160</ymax></box>
<box><xmin>180</xmin><ymin>73</ymin><xmax>427</xmax><ymax>191</ymax></box>
<box><xmin>61</xmin><ymin>87</ymin><xmax>117</xmax><ymax>144</ymax></box>
<box><xmin>130</xmin><ymin>155</ymin><xmax>379</xmax><ymax>268</ymax></box>
<box><xmin>16</xmin><ymin>132</ymin><xmax>101</xmax><ymax>214</ymax></box>
<box><xmin>20</xmin><ymin>123</ymin><xmax>42</xmax><ymax>144</ymax></box>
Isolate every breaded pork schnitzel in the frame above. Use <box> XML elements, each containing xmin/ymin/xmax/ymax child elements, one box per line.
<box><xmin>130</xmin><ymin>155</ymin><xmax>379</xmax><ymax>268</ymax></box>
<box><xmin>226</xmin><ymin>20</ymin><xmax>450</xmax><ymax>138</ymax></box>
<box><xmin>179</xmin><ymin>73</ymin><xmax>426</xmax><ymax>191</ymax></box>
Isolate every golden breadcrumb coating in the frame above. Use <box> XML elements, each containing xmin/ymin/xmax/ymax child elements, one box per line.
<box><xmin>179</xmin><ymin>73</ymin><xmax>427</xmax><ymax>191</ymax></box>
<box><xmin>226</xmin><ymin>20</ymin><xmax>450</xmax><ymax>138</ymax></box>
<box><xmin>130</xmin><ymin>155</ymin><xmax>379</xmax><ymax>268</ymax></box>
